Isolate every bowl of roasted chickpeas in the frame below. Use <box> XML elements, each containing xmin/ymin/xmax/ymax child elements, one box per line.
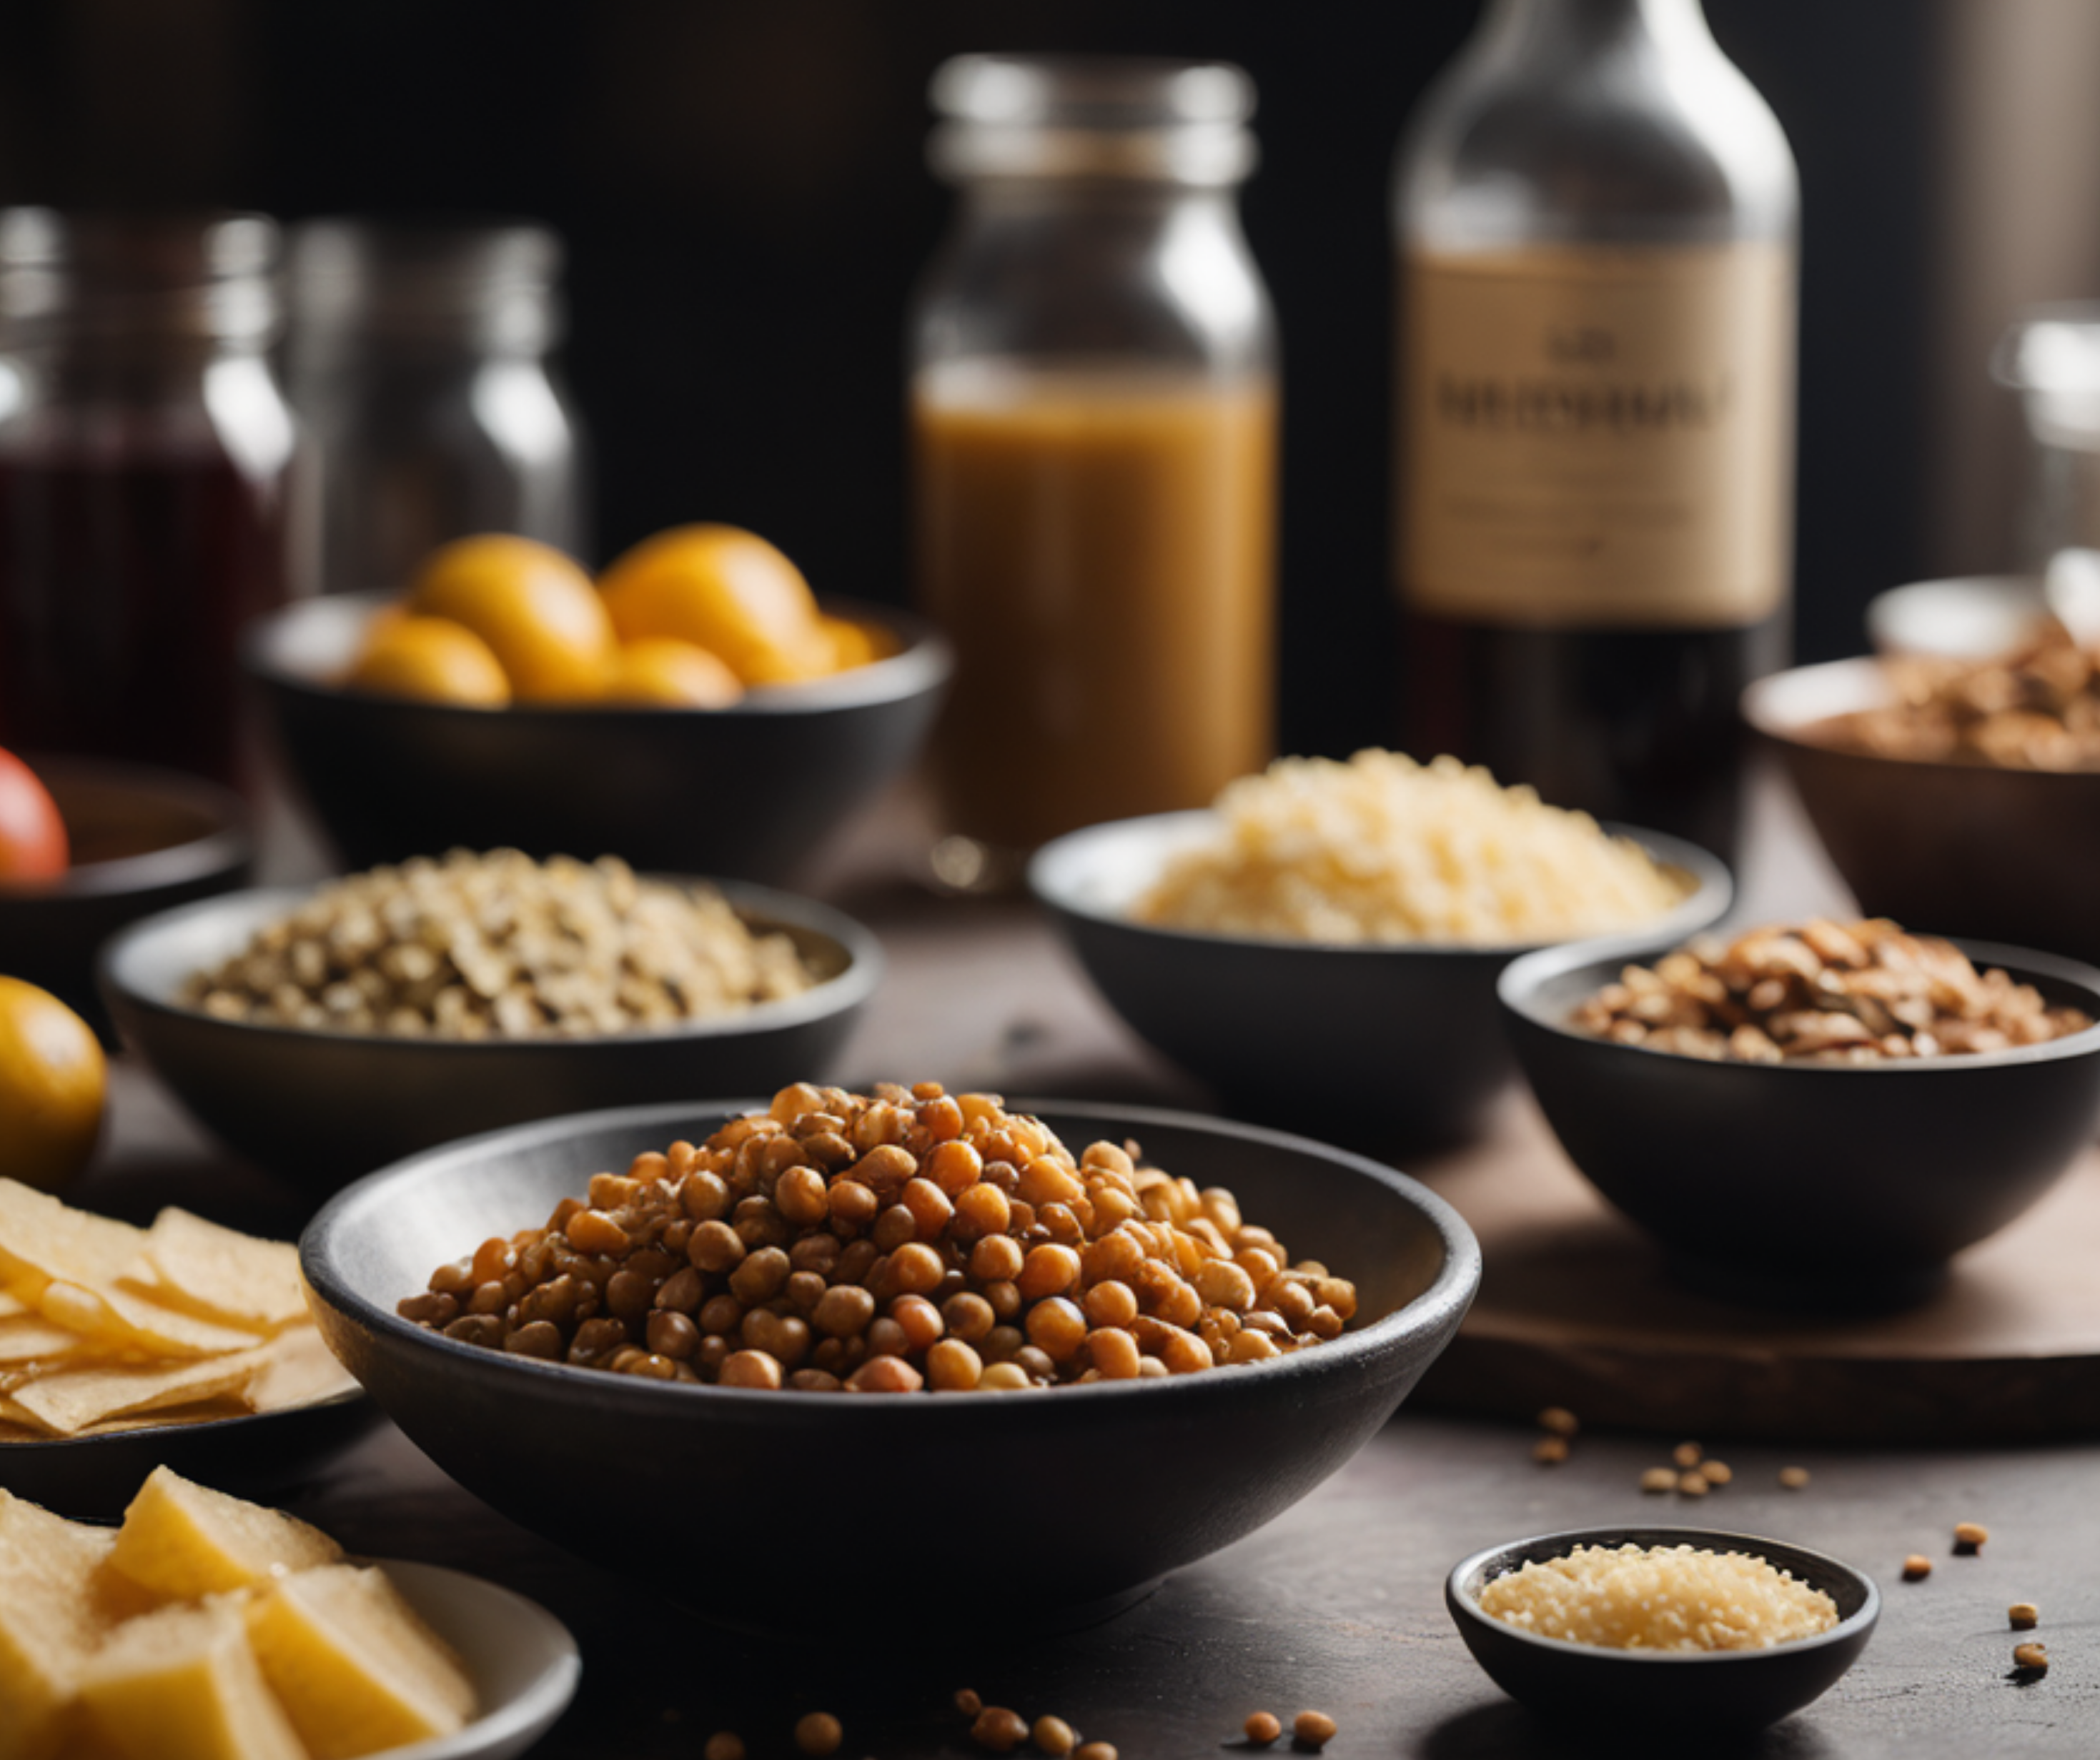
<box><xmin>301</xmin><ymin>1084</ymin><xmax>1480</xmax><ymax>1635</ymax></box>
<box><xmin>247</xmin><ymin>528</ymin><xmax>951</xmax><ymax>884</ymax></box>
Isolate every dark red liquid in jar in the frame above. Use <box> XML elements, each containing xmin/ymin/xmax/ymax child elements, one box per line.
<box><xmin>0</xmin><ymin>434</ymin><xmax>287</xmax><ymax>788</ymax></box>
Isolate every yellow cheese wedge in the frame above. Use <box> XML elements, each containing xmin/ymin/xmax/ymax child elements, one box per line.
<box><xmin>109</xmin><ymin>1468</ymin><xmax>342</xmax><ymax>1601</ymax></box>
<box><xmin>0</xmin><ymin>1490</ymin><xmax>146</xmax><ymax>1760</ymax></box>
<box><xmin>244</xmin><ymin>1564</ymin><xmax>475</xmax><ymax>1760</ymax></box>
<box><xmin>77</xmin><ymin>1599</ymin><xmax>309</xmax><ymax>1760</ymax></box>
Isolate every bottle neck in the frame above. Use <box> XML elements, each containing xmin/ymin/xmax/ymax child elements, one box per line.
<box><xmin>1481</xmin><ymin>0</ymin><xmax>1715</xmax><ymax>59</ymax></box>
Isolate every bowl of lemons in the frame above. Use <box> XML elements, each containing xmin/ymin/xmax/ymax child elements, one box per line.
<box><xmin>248</xmin><ymin>528</ymin><xmax>951</xmax><ymax>883</ymax></box>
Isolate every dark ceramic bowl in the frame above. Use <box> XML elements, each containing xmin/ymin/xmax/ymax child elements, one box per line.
<box><xmin>0</xmin><ymin>1388</ymin><xmax>377</xmax><ymax>1521</ymax></box>
<box><xmin>1029</xmin><ymin>812</ymin><xmax>1731</xmax><ymax>1145</ymax></box>
<box><xmin>1447</xmin><ymin>1526</ymin><xmax>1879</xmax><ymax>1731</ymax></box>
<box><xmin>1745</xmin><ymin>658</ymin><xmax>2100</xmax><ymax>967</ymax></box>
<box><xmin>302</xmin><ymin>1098</ymin><xmax>1481</xmax><ymax>1636</ymax></box>
<box><xmin>247</xmin><ymin>590</ymin><xmax>951</xmax><ymax>883</ymax></box>
<box><xmin>0</xmin><ymin>758</ymin><xmax>251</xmax><ymax>1033</ymax></box>
<box><xmin>99</xmin><ymin>881</ymin><xmax>880</xmax><ymax>1198</ymax></box>
<box><xmin>1500</xmin><ymin>937</ymin><xmax>2100</xmax><ymax>1293</ymax></box>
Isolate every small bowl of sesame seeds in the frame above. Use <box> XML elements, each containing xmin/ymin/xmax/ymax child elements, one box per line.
<box><xmin>1497</xmin><ymin>920</ymin><xmax>2100</xmax><ymax>1298</ymax></box>
<box><xmin>1447</xmin><ymin>1525</ymin><xmax>1880</xmax><ymax>1731</ymax></box>
<box><xmin>99</xmin><ymin>852</ymin><xmax>881</xmax><ymax>1193</ymax></box>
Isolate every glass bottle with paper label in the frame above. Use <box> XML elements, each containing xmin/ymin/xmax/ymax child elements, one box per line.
<box><xmin>1393</xmin><ymin>0</ymin><xmax>1798</xmax><ymax>865</ymax></box>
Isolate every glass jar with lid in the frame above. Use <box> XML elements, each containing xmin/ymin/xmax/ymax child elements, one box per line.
<box><xmin>0</xmin><ymin>210</ymin><xmax>297</xmax><ymax>789</ymax></box>
<box><xmin>284</xmin><ymin>221</ymin><xmax>588</xmax><ymax>598</ymax></box>
<box><xmin>910</xmin><ymin>54</ymin><xmax>1278</xmax><ymax>878</ymax></box>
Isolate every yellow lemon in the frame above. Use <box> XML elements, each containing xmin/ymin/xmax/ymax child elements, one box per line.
<box><xmin>0</xmin><ymin>976</ymin><xmax>106</xmax><ymax>1192</ymax></box>
<box><xmin>818</xmin><ymin>614</ymin><xmax>898</xmax><ymax>673</ymax></box>
<box><xmin>342</xmin><ymin>615</ymin><xmax>511</xmax><ymax>707</ymax></box>
<box><xmin>598</xmin><ymin>524</ymin><xmax>829</xmax><ymax>687</ymax></box>
<box><xmin>407</xmin><ymin>535</ymin><xmax>615</xmax><ymax>701</ymax></box>
<box><xmin>604</xmin><ymin>638</ymin><xmax>744</xmax><ymax>707</ymax></box>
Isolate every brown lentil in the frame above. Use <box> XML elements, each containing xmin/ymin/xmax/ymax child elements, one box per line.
<box><xmin>2014</xmin><ymin>1641</ymin><xmax>2049</xmax><ymax>1674</ymax></box>
<box><xmin>1074</xmin><ymin>1746</ymin><xmax>1116</xmax><ymax>1760</ymax></box>
<box><xmin>954</xmin><ymin>1689</ymin><xmax>983</xmax><ymax>1718</ymax></box>
<box><xmin>1678</xmin><ymin>1471</ymin><xmax>1710</xmax><ymax>1497</ymax></box>
<box><xmin>1537</xmin><ymin>1406</ymin><xmax>1580</xmax><ymax>1438</ymax></box>
<box><xmin>793</xmin><ymin>1712</ymin><xmax>842</xmax><ymax>1756</ymax></box>
<box><xmin>2011</xmin><ymin>1603</ymin><xmax>2040</xmax><ymax>1630</ymax></box>
<box><xmin>1779</xmin><ymin>1466</ymin><xmax>1811</xmax><ymax>1490</ymax></box>
<box><xmin>400</xmin><ymin>1085</ymin><xmax>1358</xmax><ymax>1393</ymax></box>
<box><xmin>179</xmin><ymin>850</ymin><xmax>815</xmax><ymax>1038</ymax></box>
<box><xmin>1534</xmin><ymin>1435</ymin><xmax>1570</xmax><ymax>1466</ymax></box>
<box><xmin>1954</xmin><ymin>1521</ymin><xmax>1990</xmax><ymax>1553</ymax></box>
<box><xmin>1293</xmin><ymin>1710</ymin><xmax>1338</xmax><ymax>1749</ymax></box>
<box><xmin>1032</xmin><ymin>1715</ymin><xmax>1076</xmax><ymax>1756</ymax></box>
<box><xmin>1701</xmin><ymin>1460</ymin><xmax>1733</xmax><ymax>1486</ymax></box>
<box><xmin>1903</xmin><ymin>1555</ymin><xmax>1933</xmax><ymax>1581</ymax></box>
<box><xmin>1640</xmin><ymin>1467</ymin><xmax>1678</xmax><ymax>1494</ymax></box>
<box><xmin>971</xmin><ymin>1706</ymin><xmax>1030</xmax><ymax>1753</ymax></box>
<box><xmin>704</xmin><ymin>1736</ymin><xmax>745</xmax><ymax>1760</ymax></box>
<box><xmin>1672</xmin><ymin>1441</ymin><xmax>1703</xmax><ymax>1469</ymax></box>
<box><xmin>1244</xmin><ymin>1709</ymin><xmax>1283</xmax><ymax>1744</ymax></box>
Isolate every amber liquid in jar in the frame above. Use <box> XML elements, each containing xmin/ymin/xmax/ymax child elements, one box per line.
<box><xmin>914</xmin><ymin>360</ymin><xmax>1276</xmax><ymax>852</ymax></box>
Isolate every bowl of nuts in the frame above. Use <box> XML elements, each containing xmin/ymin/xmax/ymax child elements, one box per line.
<box><xmin>1499</xmin><ymin>918</ymin><xmax>2100</xmax><ymax>1295</ymax></box>
<box><xmin>1744</xmin><ymin>624</ymin><xmax>2100</xmax><ymax>966</ymax></box>
<box><xmin>100</xmin><ymin>852</ymin><xmax>881</xmax><ymax>1194</ymax></box>
<box><xmin>299</xmin><ymin>1085</ymin><xmax>1481</xmax><ymax>1634</ymax></box>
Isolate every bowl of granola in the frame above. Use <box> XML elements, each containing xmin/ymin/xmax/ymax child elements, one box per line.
<box><xmin>1499</xmin><ymin>919</ymin><xmax>2100</xmax><ymax>1294</ymax></box>
<box><xmin>1744</xmin><ymin>620</ymin><xmax>2100</xmax><ymax>965</ymax></box>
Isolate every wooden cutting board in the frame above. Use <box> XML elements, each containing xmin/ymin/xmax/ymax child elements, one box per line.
<box><xmin>1408</xmin><ymin>1091</ymin><xmax>2100</xmax><ymax>1443</ymax></box>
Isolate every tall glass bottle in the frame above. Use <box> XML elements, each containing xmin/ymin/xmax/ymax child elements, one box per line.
<box><xmin>1393</xmin><ymin>0</ymin><xmax>1798</xmax><ymax>865</ymax></box>
<box><xmin>911</xmin><ymin>55</ymin><xmax>1277</xmax><ymax>877</ymax></box>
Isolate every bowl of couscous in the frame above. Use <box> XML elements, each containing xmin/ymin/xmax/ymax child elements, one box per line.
<box><xmin>1447</xmin><ymin>1526</ymin><xmax>1880</xmax><ymax>1730</ymax></box>
<box><xmin>1029</xmin><ymin>752</ymin><xmax>1732</xmax><ymax>1146</ymax></box>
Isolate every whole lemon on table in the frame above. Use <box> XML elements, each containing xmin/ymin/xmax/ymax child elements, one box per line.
<box><xmin>407</xmin><ymin>534</ymin><xmax>615</xmax><ymax>701</ymax></box>
<box><xmin>598</xmin><ymin>524</ymin><xmax>831</xmax><ymax>687</ymax></box>
<box><xmin>343</xmin><ymin>615</ymin><xmax>512</xmax><ymax>706</ymax></box>
<box><xmin>604</xmin><ymin>637</ymin><xmax>745</xmax><ymax>707</ymax></box>
<box><xmin>0</xmin><ymin>975</ymin><xmax>106</xmax><ymax>1192</ymax></box>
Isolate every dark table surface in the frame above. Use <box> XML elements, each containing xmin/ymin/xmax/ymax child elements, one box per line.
<box><xmin>74</xmin><ymin>777</ymin><xmax>2100</xmax><ymax>1759</ymax></box>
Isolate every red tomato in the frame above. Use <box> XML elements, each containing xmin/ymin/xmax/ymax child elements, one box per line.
<box><xmin>0</xmin><ymin>748</ymin><xmax>67</xmax><ymax>880</ymax></box>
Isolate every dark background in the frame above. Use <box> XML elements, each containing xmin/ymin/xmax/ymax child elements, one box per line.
<box><xmin>0</xmin><ymin>0</ymin><xmax>1936</xmax><ymax>758</ymax></box>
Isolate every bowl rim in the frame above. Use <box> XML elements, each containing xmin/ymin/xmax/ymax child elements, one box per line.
<box><xmin>1499</xmin><ymin>933</ymin><xmax>2100</xmax><ymax>1075</ymax></box>
<box><xmin>244</xmin><ymin>587</ymin><xmax>954</xmax><ymax>718</ymax></box>
<box><xmin>1446</xmin><ymin>1523</ymin><xmax>1881</xmax><ymax>1668</ymax></box>
<box><xmin>1027</xmin><ymin>808</ymin><xmax>1733</xmax><ymax>959</ymax></box>
<box><xmin>301</xmin><ymin>1095</ymin><xmax>1483</xmax><ymax>1413</ymax></box>
<box><xmin>1743</xmin><ymin>655</ymin><xmax>2100</xmax><ymax>781</ymax></box>
<box><xmin>96</xmin><ymin>875</ymin><xmax>883</xmax><ymax>1053</ymax></box>
<box><xmin>0</xmin><ymin>757</ymin><xmax>252</xmax><ymax>903</ymax></box>
<box><xmin>361</xmin><ymin>1558</ymin><xmax>582</xmax><ymax>1760</ymax></box>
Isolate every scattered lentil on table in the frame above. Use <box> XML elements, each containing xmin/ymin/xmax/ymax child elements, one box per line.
<box><xmin>1293</xmin><ymin>1710</ymin><xmax>1339</xmax><ymax>1749</ymax></box>
<box><xmin>2011</xmin><ymin>1602</ymin><xmax>2040</xmax><ymax>1630</ymax></box>
<box><xmin>2014</xmin><ymin>1641</ymin><xmax>2050</xmax><ymax>1674</ymax></box>
<box><xmin>1903</xmin><ymin>1555</ymin><xmax>1934</xmax><ymax>1581</ymax></box>
<box><xmin>1244</xmin><ymin>1710</ymin><xmax>1283</xmax><ymax>1745</ymax></box>
<box><xmin>793</xmin><ymin>1711</ymin><xmax>842</xmax><ymax>1756</ymax></box>
<box><xmin>1953</xmin><ymin>1521</ymin><xmax>1990</xmax><ymax>1553</ymax></box>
